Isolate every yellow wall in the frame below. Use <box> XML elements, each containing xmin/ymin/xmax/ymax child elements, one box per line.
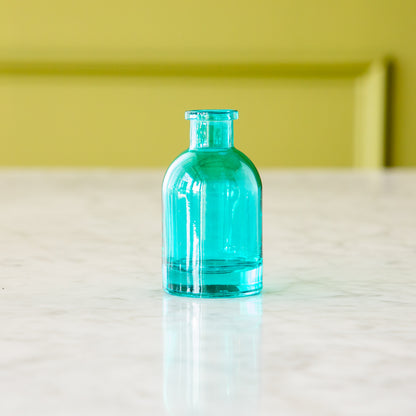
<box><xmin>0</xmin><ymin>0</ymin><xmax>415</xmax><ymax>167</ymax></box>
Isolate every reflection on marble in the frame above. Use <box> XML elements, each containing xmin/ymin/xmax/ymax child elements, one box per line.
<box><xmin>163</xmin><ymin>296</ymin><xmax>262</xmax><ymax>416</ymax></box>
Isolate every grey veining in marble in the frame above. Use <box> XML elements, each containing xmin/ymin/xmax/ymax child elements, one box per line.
<box><xmin>0</xmin><ymin>169</ymin><xmax>415</xmax><ymax>415</ymax></box>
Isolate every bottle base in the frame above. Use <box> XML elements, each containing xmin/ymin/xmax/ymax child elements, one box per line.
<box><xmin>163</xmin><ymin>259</ymin><xmax>263</xmax><ymax>298</ymax></box>
<box><xmin>164</xmin><ymin>285</ymin><xmax>262</xmax><ymax>298</ymax></box>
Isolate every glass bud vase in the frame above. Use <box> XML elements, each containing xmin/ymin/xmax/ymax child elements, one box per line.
<box><xmin>162</xmin><ymin>109</ymin><xmax>262</xmax><ymax>297</ymax></box>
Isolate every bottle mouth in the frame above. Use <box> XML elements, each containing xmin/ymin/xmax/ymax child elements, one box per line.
<box><xmin>185</xmin><ymin>109</ymin><xmax>238</xmax><ymax>121</ymax></box>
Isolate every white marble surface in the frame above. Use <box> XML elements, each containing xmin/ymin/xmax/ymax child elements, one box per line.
<box><xmin>1</xmin><ymin>169</ymin><xmax>416</xmax><ymax>415</ymax></box>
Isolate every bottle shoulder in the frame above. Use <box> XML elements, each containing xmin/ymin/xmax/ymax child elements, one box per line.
<box><xmin>163</xmin><ymin>147</ymin><xmax>262</xmax><ymax>191</ymax></box>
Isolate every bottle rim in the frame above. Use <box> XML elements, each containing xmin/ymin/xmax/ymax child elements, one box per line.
<box><xmin>185</xmin><ymin>109</ymin><xmax>238</xmax><ymax>121</ymax></box>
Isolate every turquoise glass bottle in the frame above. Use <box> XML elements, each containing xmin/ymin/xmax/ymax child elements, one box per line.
<box><xmin>162</xmin><ymin>109</ymin><xmax>262</xmax><ymax>297</ymax></box>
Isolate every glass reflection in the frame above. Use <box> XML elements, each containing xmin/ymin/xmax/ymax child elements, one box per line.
<box><xmin>163</xmin><ymin>295</ymin><xmax>262</xmax><ymax>416</ymax></box>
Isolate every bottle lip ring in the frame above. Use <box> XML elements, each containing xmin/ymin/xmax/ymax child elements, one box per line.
<box><xmin>185</xmin><ymin>109</ymin><xmax>238</xmax><ymax>121</ymax></box>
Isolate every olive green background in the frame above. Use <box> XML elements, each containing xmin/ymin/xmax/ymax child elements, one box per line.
<box><xmin>0</xmin><ymin>1</ymin><xmax>415</xmax><ymax>167</ymax></box>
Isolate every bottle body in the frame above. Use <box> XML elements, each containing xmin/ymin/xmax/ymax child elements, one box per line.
<box><xmin>162</xmin><ymin>110</ymin><xmax>262</xmax><ymax>297</ymax></box>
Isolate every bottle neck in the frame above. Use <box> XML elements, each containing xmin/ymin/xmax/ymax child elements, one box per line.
<box><xmin>189</xmin><ymin>121</ymin><xmax>234</xmax><ymax>150</ymax></box>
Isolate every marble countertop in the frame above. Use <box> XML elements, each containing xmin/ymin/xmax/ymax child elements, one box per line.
<box><xmin>1</xmin><ymin>169</ymin><xmax>415</xmax><ymax>416</ymax></box>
